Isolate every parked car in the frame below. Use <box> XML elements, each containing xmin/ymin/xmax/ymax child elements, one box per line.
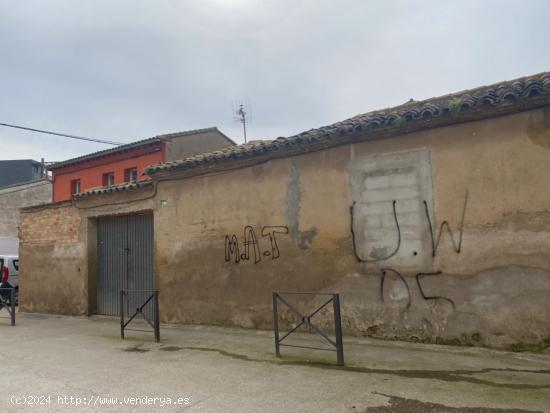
<box><xmin>0</xmin><ymin>255</ymin><xmax>18</xmax><ymax>304</ymax></box>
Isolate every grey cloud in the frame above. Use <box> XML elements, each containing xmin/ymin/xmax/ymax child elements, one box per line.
<box><xmin>0</xmin><ymin>0</ymin><xmax>549</xmax><ymax>162</ymax></box>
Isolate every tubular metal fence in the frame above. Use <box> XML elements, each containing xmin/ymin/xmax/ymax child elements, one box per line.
<box><xmin>272</xmin><ymin>291</ymin><xmax>344</xmax><ymax>366</ymax></box>
<box><xmin>120</xmin><ymin>289</ymin><xmax>160</xmax><ymax>342</ymax></box>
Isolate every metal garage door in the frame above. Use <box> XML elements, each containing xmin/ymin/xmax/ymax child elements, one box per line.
<box><xmin>97</xmin><ymin>213</ymin><xmax>154</xmax><ymax>318</ymax></box>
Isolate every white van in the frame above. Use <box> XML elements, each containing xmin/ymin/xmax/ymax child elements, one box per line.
<box><xmin>0</xmin><ymin>255</ymin><xmax>19</xmax><ymax>289</ymax></box>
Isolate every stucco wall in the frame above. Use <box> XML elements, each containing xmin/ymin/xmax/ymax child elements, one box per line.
<box><xmin>18</xmin><ymin>107</ymin><xmax>550</xmax><ymax>349</ymax></box>
<box><xmin>0</xmin><ymin>179</ymin><xmax>51</xmax><ymax>239</ymax></box>
<box><xmin>152</xmin><ymin>107</ymin><xmax>550</xmax><ymax>348</ymax></box>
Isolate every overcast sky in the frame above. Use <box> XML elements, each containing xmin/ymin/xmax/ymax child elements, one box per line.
<box><xmin>1</xmin><ymin>0</ymin><xmax>549</xmax><ymax>162</ymax></box>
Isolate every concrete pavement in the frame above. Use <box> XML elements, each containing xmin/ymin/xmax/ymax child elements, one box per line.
<box><xmin>0</xmin><ymin>311</ymin><xmax>549</xmax><ymax>412</ymax></box>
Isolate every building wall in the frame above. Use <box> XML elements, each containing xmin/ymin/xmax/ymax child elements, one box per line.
<box><xmin>19</xmin><ymin>202</ymin><xmax>87</xmax><ymax>314</ymax></box>
<box><xmin>19</xmin><ymin>192</ymin><xmax>156</xmax><ymax>315</ymax></box>
<box><xmin>166</xmin><ymin>130</ymin><xmax>235</xmax><ymax>161</ymax></box>
<box><xmin>0</xmin><ymin>179</ymin><xmax>52</xmax><ymax>239</ymax></box>
<box><xmin>0</xmin><ymin>160</ymin><xmax>45</xmax><ymax>188</ymax></box>
<box><xmin>19</xmin><ymin>107</ymin><xmax>550</xmax><ymax>349</ymax></box>
<box><xmin>51</xmin><ymin>148</ymin><xmax>164</xmax><ymax>202</ymax></box>
<box><xmin>51</xmin><ymin>130</ymin><xmax>234</xmax><ymax>202</ymax></box>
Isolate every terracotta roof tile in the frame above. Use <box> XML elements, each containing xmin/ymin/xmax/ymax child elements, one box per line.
<box><xmin>49</xmin><ymin>127</ymin><xmax>223</xmax><ymax>170</ymax></box>
<box><xmin>146</xmin><ymin>71</ymin><xmax>550</xmax><ymax>175</ymax></box>
<box><xmin>73</xmin><ymin>180</ymin><xmax>153</xmax><ymax>198</ymax></box>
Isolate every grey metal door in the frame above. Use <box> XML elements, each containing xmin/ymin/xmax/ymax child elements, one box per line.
<box><xmin>97</xmin><ymin>214</ymin><xmax>154</xmax><ymax>318</ymax></box>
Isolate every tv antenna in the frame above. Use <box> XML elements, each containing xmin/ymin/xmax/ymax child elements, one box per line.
<box><xmin>233</xmin><ymin>102</ymin><xmax>251</xmax><ymax>143</ymax></box>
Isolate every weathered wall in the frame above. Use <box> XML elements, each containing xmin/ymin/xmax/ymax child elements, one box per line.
<box><xmin>19</xmin><ymin>190</ymin><xmax>156</xmax><ymax>315</ymax></box>
<box><xmin>153</xmin><ymin>107</ymin><xmax>550</xmax><ymax>348</ymax></box>
<box><xmin>0</xmin><ymin>179</ymin><xmax>51</xmax><ymax>238</ymax></box>
<box><xmin>18</xmin><ymin>106</ymin><xmax>550</xmax><ymax>349</ymax></box>
<box><xmin>19</xmin><ymin>202</ymin><xmax>87</xmax><ymax>314</ymax></box>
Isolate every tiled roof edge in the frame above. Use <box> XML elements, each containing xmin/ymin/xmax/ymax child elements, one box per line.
<box><xmin>49</xmin><ymin>127</ymin><xmax>228</xmax><ymax>170</ymax></box>
<box><xmin>145</xmin><ymin>71</ymin><xmax>550</xmax><ymax>176</ymax></box>
<box><xmin>72</xmin><ymin>180</ymin><xmax>154</xmax><ymax>199</ymax></box>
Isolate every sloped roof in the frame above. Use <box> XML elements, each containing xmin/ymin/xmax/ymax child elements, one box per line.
<box><xmin>146</xmin><ymin>71</ymin><xmax>550</xmax><ymax>175</ymax></box>
<box><xmin>73</xmin><ymin>180</ymin><xmax>153</xmax><ymax>198</ymax></box>
<box><xmin>49</xmin><ymin>127</ymin><xmax>227</xmax><ymax>170</ymax></box>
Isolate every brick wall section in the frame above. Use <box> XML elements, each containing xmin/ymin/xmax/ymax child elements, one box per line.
<box><xmin>20</xmin><ymin>203</ymin><xmax>81</xmax><ymax>244</ymax></box>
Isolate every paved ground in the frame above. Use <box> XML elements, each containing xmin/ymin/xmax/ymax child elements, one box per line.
<box><xmin>0</xmin><ymin>311</ymin><xmax>549</xmax><ymax>412</ymax></box>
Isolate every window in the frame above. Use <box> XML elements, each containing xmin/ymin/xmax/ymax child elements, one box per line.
<box><xmin>70</xmin><ymin>179</ymin><xmax>81</xmax><ymax>195</ymax></box>
<box><xmin>124</xmin><ymin>167</ymin><xmax>138</xmax><ymax>183</ymax></box>
<box><xmin>13</xmin><ymin>260</ymin><xmax>19</xmax><ymax>271</ymax></box>
<box><xmin>102</xmin><ymin>172</ymin><xmax>115</xmax><ymax>187</ymax></box>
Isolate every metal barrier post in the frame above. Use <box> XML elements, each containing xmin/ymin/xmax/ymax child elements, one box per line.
<box><xmin>154</xmin><ymin>290</ymin><xmax>160</xmax><ymax>343</ymax></box>
<box><xmin>332</xmin><ymin>293</ymin><xmax>344</xmax><ymax>366</ymax></box>
<box><xmin>0</xmin><ymin>287</ymin><xmax>16</xmax><ymax>326</ymax></box>
<box><xmin>120</xmin><ymin>290</ymin><xmax>125</xmax><ymax>339</ymax></box>
<box><xmin>10</xmin><ymin>288</ymin><xmax>15</xmax><ymax>326</ymax></box>
<box><xmin>120</xmin><ymin>289</ymin><xmax>160</xmax><ymax>342</ymax></box>
<box><xmin>272</xmin><ymin>291</ymin><xmax>345</xmax><ymax>365</ymax></box>
<box><xmin>272</xmin><ymin>293</ymin><xmax>280</xmax><ymax>357</ymax></box>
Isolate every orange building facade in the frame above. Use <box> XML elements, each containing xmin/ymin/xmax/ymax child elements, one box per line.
<box><xmin>49</xmin><ymin>127</ymin><xmax>235</xmax><ymax>202</ymax></box>
<box><xmin>51</xmin><ymin>140</ymin><xmax>165</xmax><ymax>202</ymax></box>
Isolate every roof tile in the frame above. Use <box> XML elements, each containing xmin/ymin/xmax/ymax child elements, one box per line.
<box><xmin>137</xmin><ymin>72</ymin><xmax>546</xmax><ymax>175</ymax></box>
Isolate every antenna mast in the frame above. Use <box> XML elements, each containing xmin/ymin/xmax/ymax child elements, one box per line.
<box><xmin>233</xmin><ymin>102</ymin><xmax>251</xmax><ymax>144</ymax></box>
<box><xmin>237</xmin><ymin>104</ymin><xmax>247</xmax><ymax>143</ymax></box>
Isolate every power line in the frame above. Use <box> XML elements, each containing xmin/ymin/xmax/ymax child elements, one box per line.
<box><xmin>0</xmin><ymin>122</ymin><xmax>124</xmax><ymax>146</ymax></box>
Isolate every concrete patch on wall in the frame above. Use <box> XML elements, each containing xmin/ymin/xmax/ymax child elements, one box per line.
<box><xmin>52</xmin><ymin>242</ymin><xmax>84</xmax><ymax>258</ymax></box>
<box><xmin>348</xmin><ymin>149</ymin><xmax>434</xmax><ymax>269</ymax></box>
<box><xmin>285</xmin><ymin>159</ymin><xmax>317</xmax><ymax>249</ymax></box>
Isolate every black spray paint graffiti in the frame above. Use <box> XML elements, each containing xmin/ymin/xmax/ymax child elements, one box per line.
<box><xmin>350</xmin><ymin>200</ymin><xmax>401</xmax><ymax>263</ymax></box>
<box><xmin>416</xmin><ymin>271</ymin><xmax>456</xmax><ymax>309</ymax></box>
<box><xmin>350</xmin><ymin>190</ymin><xmax>468</xmax><ymax>262</ymax></box>
<box><xmin>225</xmin><ymin>226</ymin><xmax>289</xmax><ymax>264</ymax></box>
<box><xmin>379</xmin><ymin>268</ymin><xmax>456</xmax><ymax>309</ymax></box>
<box><xmin>423</xmin><ymin>190</ymin><xmax>469</xmax><ymax>257</ymax></box>
<box><xmin>380</xmin><ymin>268</ymin><xmax>411</xmax><ymax>309</ymax></box>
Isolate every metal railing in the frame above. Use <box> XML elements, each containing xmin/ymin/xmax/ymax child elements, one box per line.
<box><xmin>120</xmin><ymin>289</ymin><xmax>160</xmax><ymax>342</ymax></box>
<box><xmin>272</xmin><ymin>292</ymin><xmax>344</xmax><ymax>366</ymax></box>
<box><xmin>0</xmin><ymin>287</ymin><xmax>16</xmax><ymax>326</ymax></box>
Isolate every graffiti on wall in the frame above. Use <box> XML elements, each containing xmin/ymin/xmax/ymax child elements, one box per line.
<box><xmin>225</xmin><ymin>226</ymin><xmax>289</xmax><ymax>264</ymax></box>
<box><xmin>423</xmin><ymin>190</ymin><xmax>468</xmax><ymax>257</ymax></box>
<box><xmin>349</xmin><ymin>191</ymin><xmax>468</xmax><ymax>311</ymax></box>
<box><xmin>350</xmin><ymin>190</ymin><xmax>468</xmax><ymax>263</ymax></box>
<box><xmin>350</xmin><ymin>200</ymin><xmax>402</xmax><ymax>263</ymax></box>
<box><xmin>379</xmin><ymin>268</ymin><xmax>456</xmax><ymax>310</ymax></box>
